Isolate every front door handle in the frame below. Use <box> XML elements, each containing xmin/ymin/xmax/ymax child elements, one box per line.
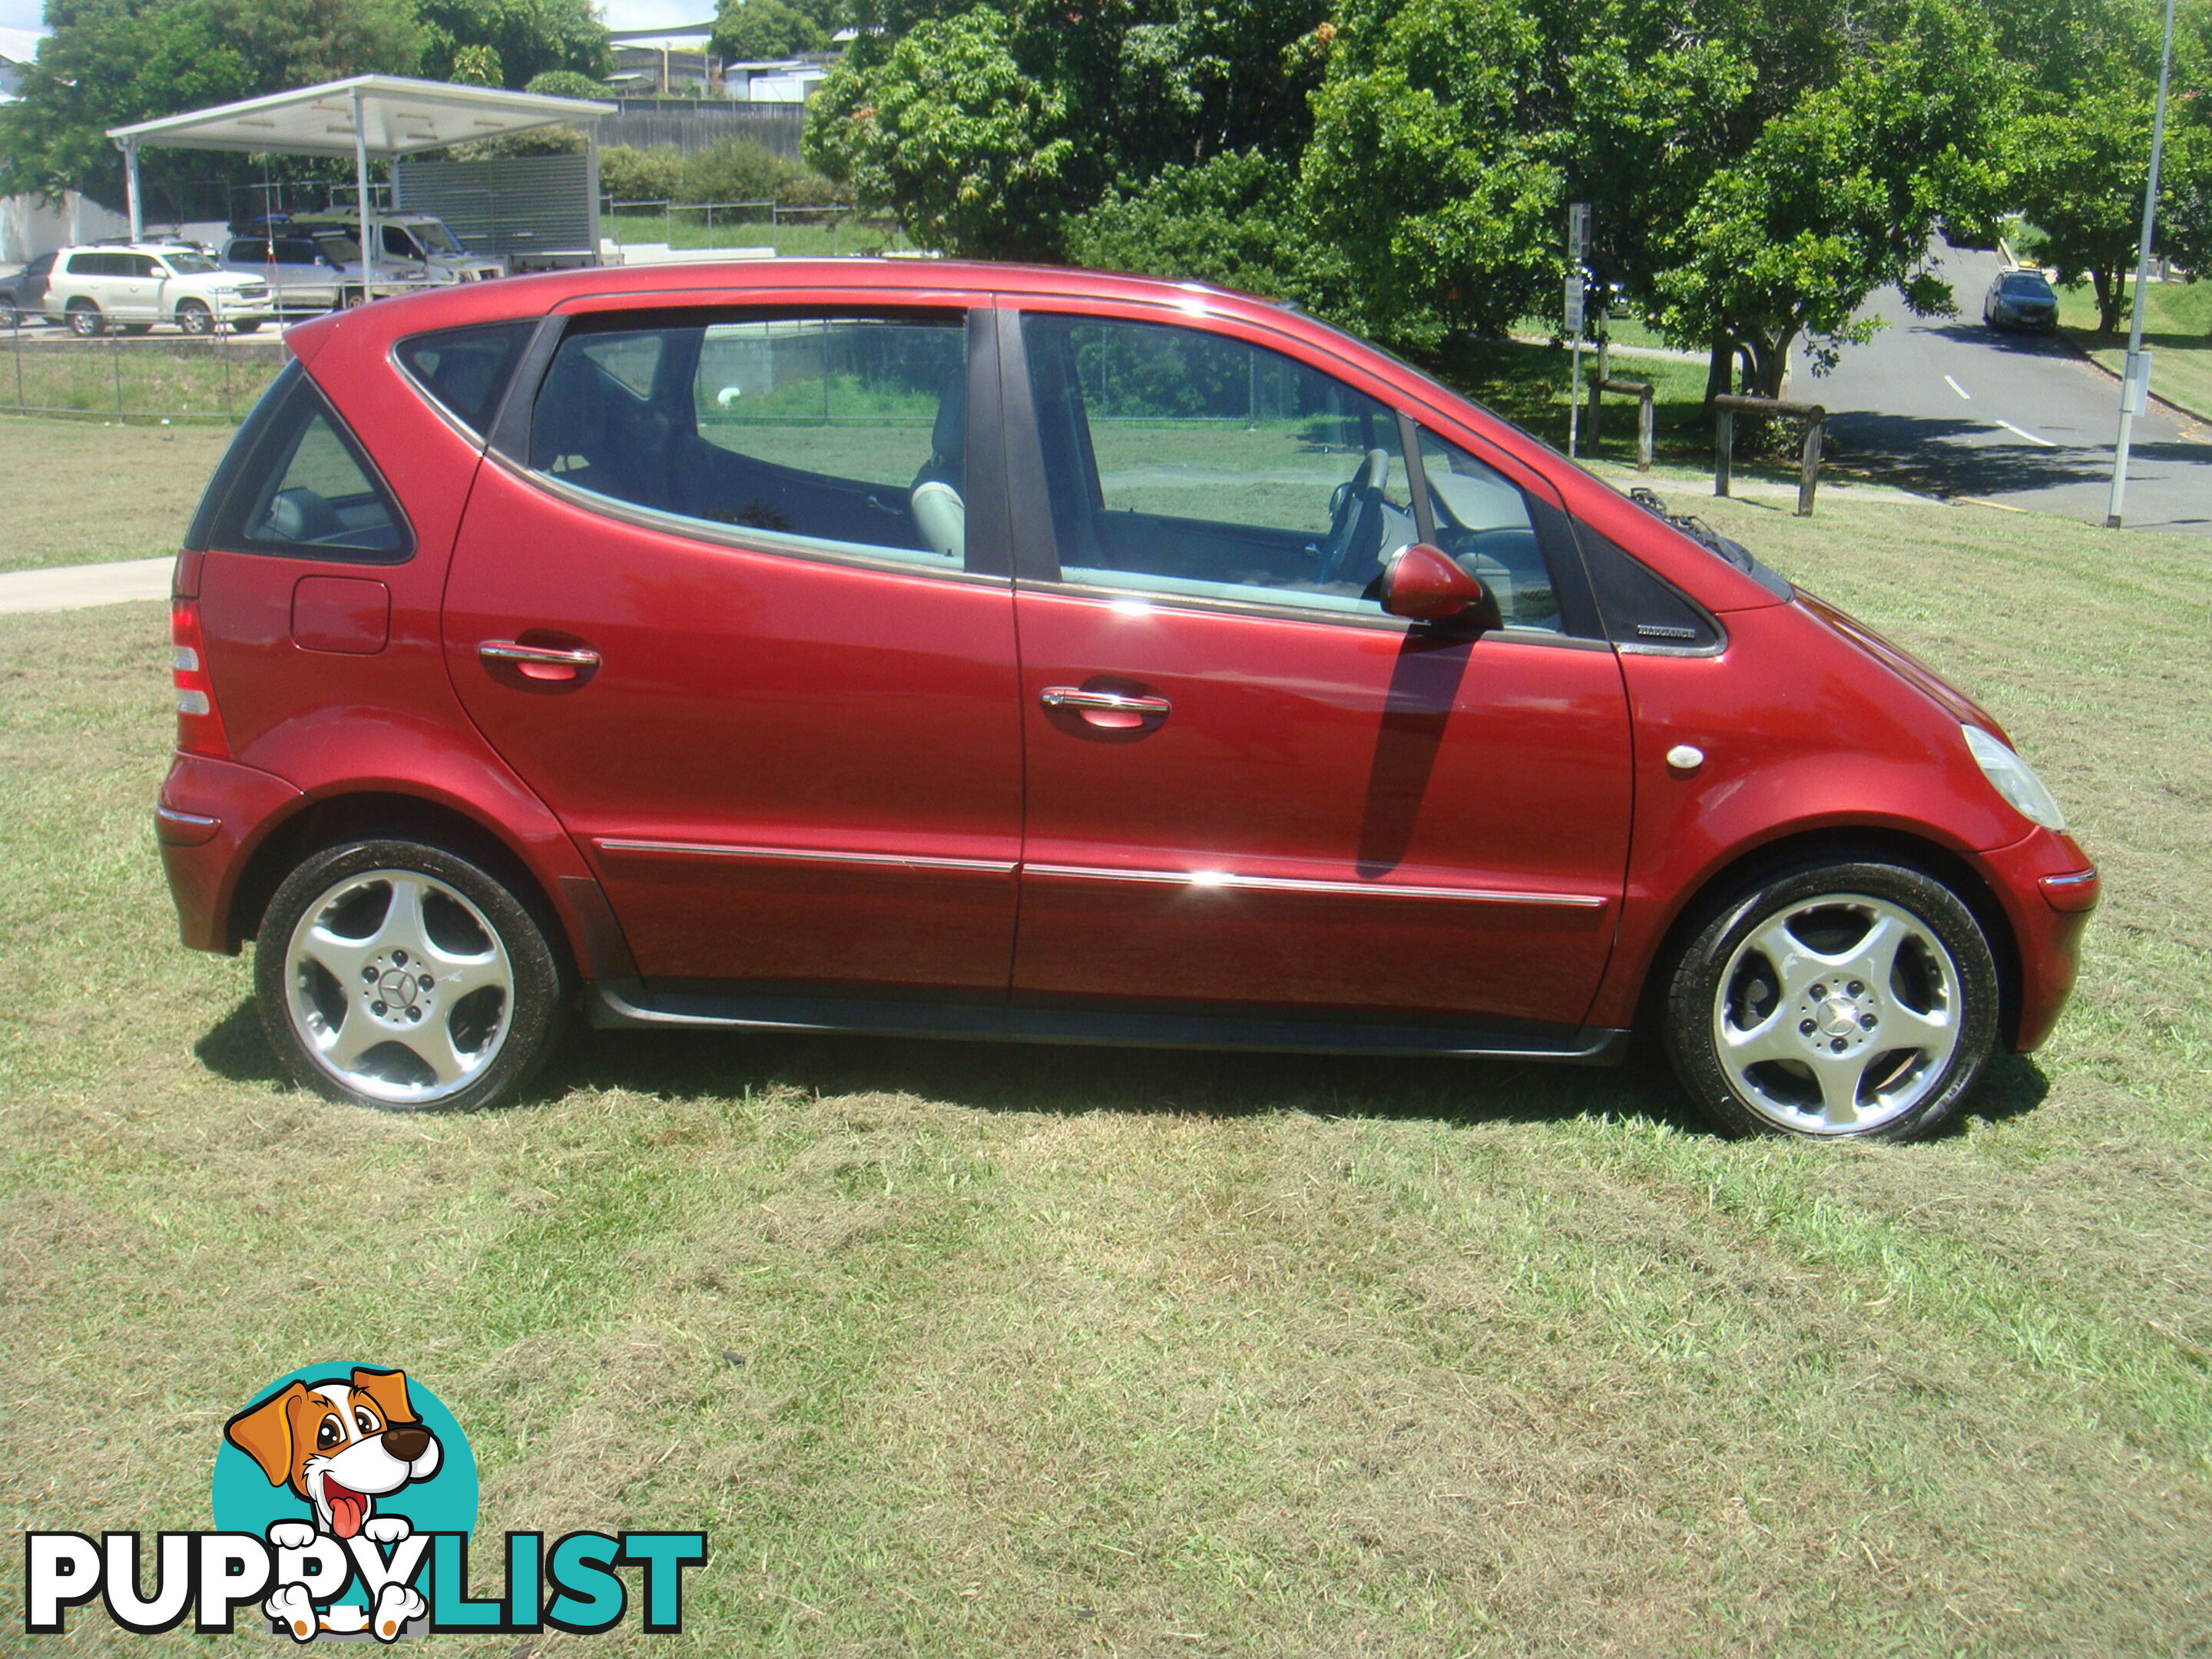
<box><xmin>1039</xmin><ymin>685</ymin><xmax>1171</xmax><ymax>729</ymax></box>
<box><xmin>478</xmin><ymin>639</ymin><xmax>601</xmax><ymax>683</ymax></box>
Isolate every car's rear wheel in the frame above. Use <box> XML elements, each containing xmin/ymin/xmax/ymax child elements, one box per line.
<box><xmin>120</xmin><ymin>323</ymin><xmax>152</xmax><ymax>336</ymax></box>
<box><xmin>175</xmin><ymin>299</ymin><xmax>214</xmax><ymax>336</ymax></box>
<box><xmin>230</xmin><ymin>320</ymin><xmax>263</xmax><ymax>334</ymax></box>
<box><xmin>1663</xmin><ymin>860</ymin><xmax>2000</xmax><ymax>1142</ymax></box>
<box><xmin>256</xmin><ymin>839</ymin><xmax>567</xmax><ymax>1112</ymax></box>
<box><xmin>65</xmin><ymin>300</ymin><xmax>102</xmax><ymax>337</ymax></box>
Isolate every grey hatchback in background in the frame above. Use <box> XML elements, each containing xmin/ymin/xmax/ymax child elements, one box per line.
<box><xmin>1983</xmin><ymin>267</ymin><xmax>2060</xmax><ymax>330</ymax></box>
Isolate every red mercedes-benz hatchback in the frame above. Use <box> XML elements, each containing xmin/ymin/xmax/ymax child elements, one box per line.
<box><xmin>157</xmin><ymin>260</ymin><xmax>2096</xmax><ymax>1139</ymax></box>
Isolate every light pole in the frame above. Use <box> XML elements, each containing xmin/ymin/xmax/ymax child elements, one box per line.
<box><xmin>2105</xmin><ymin>0</ymin><xmax>2179</xmax><ymax>529</ymax></box>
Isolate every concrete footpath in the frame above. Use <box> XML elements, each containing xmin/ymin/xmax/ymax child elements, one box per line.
<box><xmin>0</xmin><ymin>557</ymin><xmax>172</xmax><ymax>614</ymax></box>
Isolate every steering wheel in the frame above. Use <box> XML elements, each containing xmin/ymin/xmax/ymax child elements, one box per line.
<box><xmin>1316</xmin><ymin>448</ymin><xmax>1389</xmax><ymax>587</ymax></box>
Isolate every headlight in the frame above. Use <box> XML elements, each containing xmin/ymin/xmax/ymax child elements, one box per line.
<box><xmin>1964</xmin><ymin>725</ymin><xmax>2066</xmax><ymax>830</ymax></box>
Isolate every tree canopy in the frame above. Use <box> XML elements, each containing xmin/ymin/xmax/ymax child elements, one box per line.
<box><xmin>0</xmin><ymin>0</ymin><xmax>611</xmax><ymax>205</ymax></box>
<box><xmin>807</xmin><ymin>0</ymin><xmax>2212</xmax><ymax>386</ymax></box>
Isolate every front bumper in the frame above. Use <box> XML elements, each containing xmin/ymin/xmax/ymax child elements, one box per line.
<box><xmin>1975</xmin><ymin>826</ymin><xmax>2098</xmax><ymax>1051</ymax></box>
<box><xmin>157</xmin><ymin>752</ymin><xmax>302</xmax><ymax>952</ymax></box>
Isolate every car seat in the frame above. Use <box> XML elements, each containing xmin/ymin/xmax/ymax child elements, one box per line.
<box><xmin>909</xmin><ymin>370</ymin><xmax>965</xmax><ymax>561</ymax></box>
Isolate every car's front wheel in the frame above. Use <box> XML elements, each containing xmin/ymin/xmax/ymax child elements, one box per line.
<box><xmin>174</xmin><ymin>299</ymin><xmax>214</xmax><ymax>336</ymax></box>
<box><xmin>1663</xmin><ymin>860</ymin><xmax>2001</xmax><ymax>1142</ymax></box>
<box><xmin>256</xmin><ymin>839</ymin><xmax>568</xmax><ymax>1111</ymax></box>
<box><xmin>0</xmin><ymin>299</ymin><xmax>18</xmax><ymax>329</ymax></box>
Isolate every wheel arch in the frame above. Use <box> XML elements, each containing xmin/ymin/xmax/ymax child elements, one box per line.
<box><xmin>1631</xmin><ymin>826</ymin><xmax>2023</xmax><ymax>1048</ymax></box>
<box><xmin>226</xmin><ymin>790</ymin><xmax>578</xmax><ymax>978</ymax></box>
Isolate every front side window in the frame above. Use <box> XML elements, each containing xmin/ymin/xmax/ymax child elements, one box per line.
<box><xmin>528</xmin><ymin>312</ymin><xmax>972</xmax><ymax>568</ymax></box>
<box><xmin>1413</xmin><ymin>429</ymin><xmax>1561</xmax><ymax>632</ymax></box>
<box><xmin>162</xmin><ymin>252</ymin><xmax>218</xmax><ymax>276</ymax></box>
<box><xmin>1021</xmin><ymin>314</ymin><xmax>1416</xmax><ymax>616</ymax></box>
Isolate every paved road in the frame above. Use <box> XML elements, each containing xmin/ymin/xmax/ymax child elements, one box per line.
<box><xmin>0</xmin><ymin>557</ymin><xmax>171</xmax><ymax>614</ymax></box>
<box><xmin>1810</xmin><ymin>244</ymin><xmax>2212</xmax><ymax>535</ymax></box>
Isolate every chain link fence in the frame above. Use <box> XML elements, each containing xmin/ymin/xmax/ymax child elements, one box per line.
<box><xmin>2</xmin><ymin>318</ymin><xmax>285</xmax><ymax>425</ymax></box>
<box><xmin>601</xmin><ymin>199</ymin><xmax>910</xmax><ymax>257</ymax></box>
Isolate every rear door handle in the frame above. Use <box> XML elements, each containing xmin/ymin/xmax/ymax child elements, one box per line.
<box><xmin>1039</xmin><ymin>685</ymin><xmax>1171</xmax><ymax>729</ymax></box>
<box><xmin>1040</xmin><ymin>686</ymin><xmax>1171</xmax><ymax>714</ymax></box>
<box><xmin>478</xmin><ymin>639</ymin><xmax>601</xmax><ymax>682</ymax></box>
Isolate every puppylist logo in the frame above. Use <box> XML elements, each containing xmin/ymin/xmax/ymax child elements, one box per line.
<box><xmin>23</xmin><ymin>1363</ymin><xmax>705</xmax><ymax>1641</ymax></box>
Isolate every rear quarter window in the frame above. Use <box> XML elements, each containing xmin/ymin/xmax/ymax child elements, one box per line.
<box><xmin>187</xmin><ymin>361</ymin><xmax>413</xmax><ymax>561</ymax></box>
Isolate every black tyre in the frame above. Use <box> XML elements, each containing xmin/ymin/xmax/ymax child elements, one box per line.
<box><xmin>0</xmin><ymin>300</ymin><xmax>18</xmax><ymax>329</ymax></box>
<box><xmin>230</xmin><ymin>320</ymin><xmax>263</xmax><ymax>335</ymax></box>
<box><xmin>66</xmin><ymin>300</ymin><xmax>103</xmax><ymax>337</ymax></box>
<box><xmin>120</xmin><ymin>323</ymin><xmax>153</xmax><ymax>336</ymax></box>
<box><xmin>175</xmin><ymin>299</ymin><xmax>214</xmax><ymax>336</ymax></box>
<box><xmin>1663</xmin><ymin>860</ymin><xmax>2000</xmax><ymax>1142</ymax></box>
<box><xmin>255</xmin><ymin>839</ymin><xmax>568</xmax><ymax>1112</ymax></box>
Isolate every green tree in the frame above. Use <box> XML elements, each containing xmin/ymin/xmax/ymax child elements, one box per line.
<box><xmin>711</xmin><ymin>0</ymin><xmax>826</xmax><ymax>61</ymax></box>
<box><xmin>1647</xmin><ymin>2</ymin><xmax>2015</xmax><ymax>396</ymax></box>
<box><xmin>1065</xmin><ymin>149</ymin><xmax>1336</xmax><ymax>301</ymax></box>
<box><xmin>416</xmin><ymin>0</ymin><xmax>611</xmax><ymax>89</ymax></box>
<box><xmin>522</xmin><ymin>68</ymin><xmax>606</xmax><ymax>98</ymax></box>
<box><xmin>805</xmin><ymin>7</ymin><xmax>1075</xmax><ymax>258</ymax></box>
<box><xmin>0</xmin><ymin>0</ymin><xmax>418</xmax><ymax>205</ymax></box>
<box><xmin>1998</xmin><ymin>0</ymin><xmax>2211</xmax><ymax>335</ymax></box>
<box><xmin>805</xmin><ymin>0</ymin><xmax>1327</xmax><ymax>260</ymax></box>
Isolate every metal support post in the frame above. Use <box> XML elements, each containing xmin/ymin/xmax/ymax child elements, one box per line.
<box><xmin>353</xmin><ymin>88</ymin><xmax>378</xmax><ymax>296</ymax></box>
<box><xmin>1797</xmin><ymin>419</ymin><xmax>1824</xmax><ymax>517</ymax></box>
<box><xmin>1714</xmin><ymin>409</ymin><xmax>1733</xmax><ymax>497</ymax></box>
<box><xmin>121</xmin><ymin>138</ymin><xmax>144</xmax><ymax>241</ymax></box>
<box><xmin>2107</xmin><ymin>0</ymin><xmax>2178</xmax><ymax>529</ymax></box>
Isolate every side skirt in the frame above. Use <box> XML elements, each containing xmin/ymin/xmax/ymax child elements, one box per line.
<box><xmin>586</xmin><ymin>979</ymin><xmax>1632</xmax><ymax>1065</ymax></box>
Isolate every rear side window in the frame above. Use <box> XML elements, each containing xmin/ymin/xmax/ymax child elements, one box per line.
<box><xmin>526</xmin><ymin>310</ymin><xmax>971</xmax><ymax>568</ymax></box>
<box><xmin>396</xmin><ymin>320</ymin><xmax>535</xmax><ymax>439</ymax></box>
<box><xmin>189</xmin><ymin>362</ymin><xmax>412</xmax><ymax>561</ymax></box>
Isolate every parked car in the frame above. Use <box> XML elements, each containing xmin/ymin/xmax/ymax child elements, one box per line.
<box><xmin>45</xmin><ymin>243</ymin><xmax>274</xmax><ymax>336</ymax></box>
<box><xmin>157</xmin><ymin>260</ymin><xmax>2098</xmax><ymax>1141</ymax></box>
<box><xmin>217</xmin><ymin>232</ymin><xmax>363</xmax><ymax>316</ymax></box>
<box><xmin>283</xmin><ymin>210</ymin><xmax>505</xmax><ymax>285</ymax></box>
<box><xmin>1983</xmin><ymin>267</ymin><xmax>2061</xmax><ymax>330</ymax></box>
<box><xmin>0</xmin><ymin>250</ymin><xmax>57</xmax><ymax>329</ymax></box>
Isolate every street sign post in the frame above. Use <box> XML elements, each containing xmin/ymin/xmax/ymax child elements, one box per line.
<box><xmin>1565</xmin><ymin>202</ymin><xmax>1590</xmax><ymax>458</ymax></box>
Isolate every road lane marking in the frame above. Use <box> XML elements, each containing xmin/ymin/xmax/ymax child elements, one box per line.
<box><xmin>1993</xmin><ymin>419</ymin><xmax>2057</xmax><ymax>448</ymax></box>
<box><xmin>1945</xmin><ymin>374</ymin><xmax>1972</xmax><ymax>399</ymax></box>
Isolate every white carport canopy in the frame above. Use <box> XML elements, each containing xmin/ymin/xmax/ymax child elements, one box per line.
<box><xmin>107</xmin><ymin>75</ymin><xmax>614</xmax><ymax>282</ymax></box>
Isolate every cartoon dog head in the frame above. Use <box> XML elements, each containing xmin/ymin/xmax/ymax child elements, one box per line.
<box><xmin>224</xmin><ymin>1368</ymin><xmax>442</xmax><ymax>1540</ymax></box>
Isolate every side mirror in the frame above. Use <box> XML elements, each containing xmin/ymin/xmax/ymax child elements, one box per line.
<box><xmin>1377</xmin><ymin>542</ymin><xmax>1502</xmax><ymax>628</ymax></box>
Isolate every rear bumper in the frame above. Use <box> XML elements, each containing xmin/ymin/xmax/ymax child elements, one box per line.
<box><xmin>157</xmin><ymin>752</ymin><xmax>301</xmax><ymax>952</ymax></box>
<box><xmin>1975</xmin><ymin>827</ymin><xmax>2098</xmax><ymax>1051</ymax></box>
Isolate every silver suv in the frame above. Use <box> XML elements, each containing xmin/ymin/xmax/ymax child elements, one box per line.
<box><xmin>45</xmin><ymin>243</ymin><xmax>276</xmax><ymax>336</ymax></box>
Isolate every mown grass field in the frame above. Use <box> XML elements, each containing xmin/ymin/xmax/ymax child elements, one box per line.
<box><xmin>2054</xmin><ymin>276</ymin><xmax>2212</xmax><ymax>424</ymax></box>
<box><xmin>0</xmin><ymin>415</ymin><xmax>234</xmax><ymax>571</ymax></box>
<box><xmin>0</xmin><ymin>458</ymin><xmax>2208</xmax><ymax>1653</ymax></box>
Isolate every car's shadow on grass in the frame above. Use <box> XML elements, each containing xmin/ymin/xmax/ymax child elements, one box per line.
<box><xmin>553</xmin><ymin>1023</ymin><xmax>1709</xmax><ymax>1133</ymax></box>
<box><xmin>193</xmin><ymin>998</ymin><xmax>2050</xmax><ymax>1138</ymax></box>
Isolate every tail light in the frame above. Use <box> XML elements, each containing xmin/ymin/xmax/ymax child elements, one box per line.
<box><xmin>170</xmin><ymin>598</ymin><xmax>230</xmax><ymax>758</ymax></box>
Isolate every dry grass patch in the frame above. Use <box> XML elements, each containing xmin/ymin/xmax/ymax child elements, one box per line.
<box><xmin>2</xmin><ymin>485</ymin><xmax>2211</xmax><ymax>1654</ymax></box>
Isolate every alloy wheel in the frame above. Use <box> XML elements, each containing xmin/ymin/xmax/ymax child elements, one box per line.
<box><xmin>1710</xmin><ymin>892</ymin><xmax>1964</xmax><ymax>1135</ymax></box>
<box><xmin>282</xmin><ymin>868</ymin><xmax>515</xmax><ymax>1107</ymax></box>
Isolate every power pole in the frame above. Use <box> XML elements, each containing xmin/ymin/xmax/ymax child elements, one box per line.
<box><xmin>2105</xmin><ymin>0</ymin><xmax>2178</xmax><ymax>529</ymax></box>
